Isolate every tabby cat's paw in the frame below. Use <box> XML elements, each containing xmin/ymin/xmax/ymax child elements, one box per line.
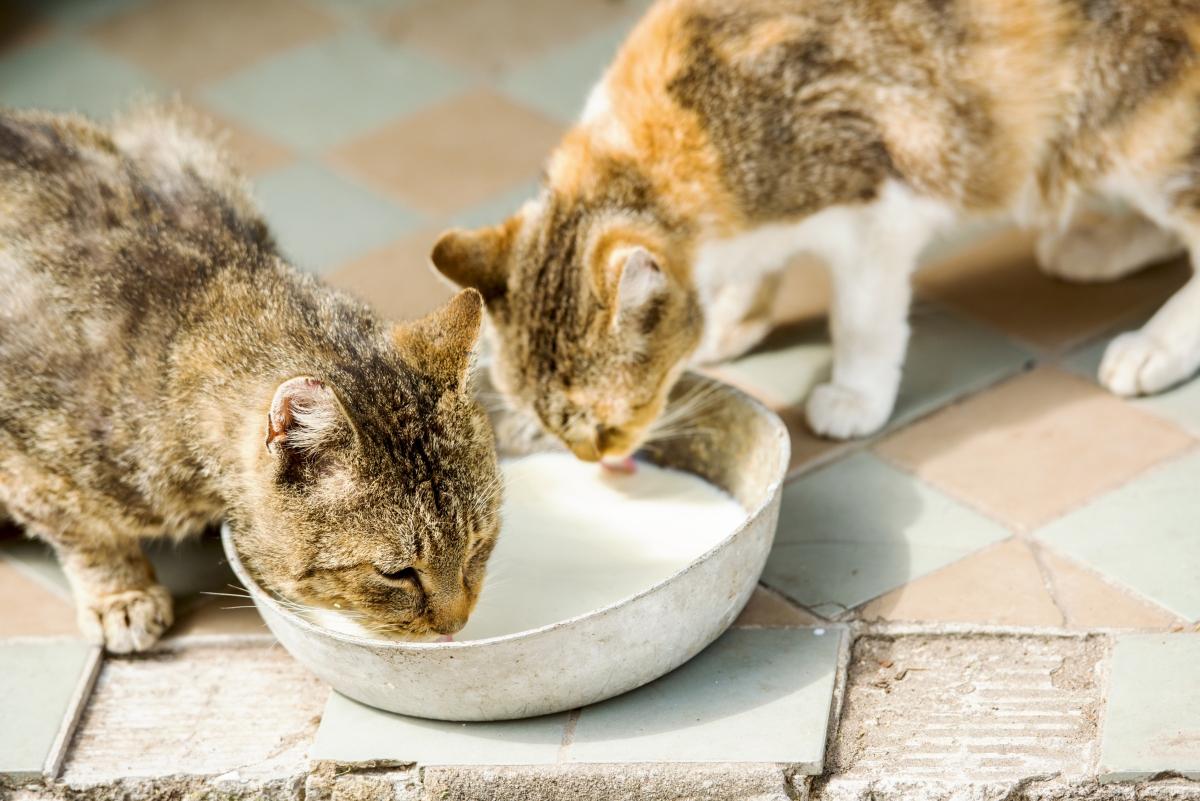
<box><xmin>1100</xmin><ymin>331</ymin><xmax>1193</xmax><ymax>397</ymax></box>
<box><xmin>805</xmin><ymin>382</ymin><xmax>891</xmax><ymax>440</ymax></box>
<box><xmin>78</xmin><ymin>585</ymin><xmax>173</xmax><ymax>654</ymax></box>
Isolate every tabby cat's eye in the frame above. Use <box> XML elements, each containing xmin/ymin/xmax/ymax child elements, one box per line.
<box><xmin>377</xmin><ymin>566</ymin><xmax>420</xmax><ymax>585</ymax></box>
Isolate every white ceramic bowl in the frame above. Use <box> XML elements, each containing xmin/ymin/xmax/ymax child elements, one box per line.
<box><xmin>221</xmin><ymin>372</ymin><xmax>789</xmax><ymax>721</ymax></box>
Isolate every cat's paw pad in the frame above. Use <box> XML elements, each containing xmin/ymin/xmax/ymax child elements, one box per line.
<box><xmin>1099</xmin><ymin>331</ymin><xmax>1190</xmax><ymax>397</ymax></box>
<box><xmin>1036</xmin><ymin>227</ymin><xmax>1117</xmax><ymax>283</ymax></box>
<box><xmin>78</xmin><ymin>585</ymin><xmax>173</xmax><ymax>654</ymax></box>
<box><xmin>805</xmin><ymin>382</ymin><xmax>891</xmax><ymax>440</ymax></box>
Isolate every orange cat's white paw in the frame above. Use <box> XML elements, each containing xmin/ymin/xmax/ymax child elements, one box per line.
<box><xmin>1036</xmin><ymin>226</ymin><xmax>1116</xmax><ymax>283</ymax></box>
<box><xmin>805</xmin><ymin>382</ymin><xmax>891</xmax><ymax>440</ymax></box>
<box><xmin>1099</xmin><ymin>331</ymin><xmax>1191</xmax><ymax>397</ymax></box>
<box><xmin>78</xmin><ymin>585</ymin><xmax>173</xmax><ymax>654</ymax></box>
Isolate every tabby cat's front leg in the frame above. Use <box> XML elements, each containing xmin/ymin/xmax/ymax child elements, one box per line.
<box><xmin>50</xmin><ymin>535</ymin><xmax>173</xmax><ymax>653</ymax></box>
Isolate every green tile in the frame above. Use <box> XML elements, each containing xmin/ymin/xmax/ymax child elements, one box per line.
<box><xmin>763</xmin><ymin>452</ymin><xmax>1011</xmax><ymax>616</ymax></box>
<box><xmin>567</xmin><ymin>628</ymin><xmax>842</xmax><ymax>770</ymax></box>
<box><xmin>0</xmin><ymin>35</ymin><xmax>162</xmax><ymax>118</ymax></box>
<box><xmin>448</xmin><ymin>178</ymin><xmax>540</xmax><ymax>231</ymax></box>
<box><xmin>0</xmin><ymin>640</ymin><xmax>100</xmax><ymax>781</ymax></box>
<box><xmin>253</xmin><ymin>161</ymin><xmax>423</xmax><ymax>273</ymax></box>
<box><xmin>203</xmin><ymin>31</ymin><xmax>469</xmax><ymax>152</ymax></box>
<box><xmin>717</xmin><ymin>304</ymin><xmax>1031</xmax><ymax>430</ymax></box>
<box><xmin>1063</xmin><ymin>333</ymin><xmax>1200</xmax><ymax>437</ymax></box>
<box><xmin>1036</xmin><ymin>450</ymin><xmax>1200</xmax><ymax>621</ymax></box>
<box><xmin>1100</xmin><ymin>634</ymin><xmax>1200</xmax><ymax>782</ymax></box>
<box><xmin>310</xmin><ymin>692</ymin><xmax>568</xmax><ymax>765</ymax></box>
<box><xmin>498</xmin><ymin>21</ymin><xmax>633</xmax><ymax>123</ymax></box>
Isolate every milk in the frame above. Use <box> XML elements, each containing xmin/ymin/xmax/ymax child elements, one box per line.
<box><xmin>304</xmin><ymin>453</ymin><xmax>746</xmax><ymax>641</ymax></box>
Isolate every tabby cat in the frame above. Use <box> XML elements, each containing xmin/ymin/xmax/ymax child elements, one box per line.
<box><xmin>0</xmin><ymin>107</ymin><xmax>499</xmax><ymax>652</ymax></box>
<box><xmin>433</xmin><ymin>0</ymin><xmax>1200</xmax><ymax>454</ymax></box>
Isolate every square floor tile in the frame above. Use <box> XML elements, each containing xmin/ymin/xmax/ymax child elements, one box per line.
<box><xmin>1100</xmin><ymin>634</ymin><xmax>1200</xmax><ymax>782</ymax></box>
<box><xmin>1035</xmin><ymin>548</ymin><xmax>1184</xmax><ymax>630</ymax></box>
<box><xmin>498</xmin><ymin>21</ymin><xmax>635</xmax><ymax>123</ymax></box>
<box><xmin>733</xmin><ymin>585</ymin><xmax>824</xmax><ymax>628</ymax></box>
<box><xmin>448</xmin><ymin>178</ymin><xmax>541</xmax><ymax>231</ymax></box>
<box><xmin>311</xmin><ymin>692</ymin><xmax>568</xmax><ymax>765</ymax></box>
<box><xmin>763</xmin><ymin>452</ymin><xmax>1010</xmax><ymax>617</ymax></box>
<box><xmin>254</xmin><ymin>161</ymin><xmax>423</xmax><ymax>273</ymax></box>
<box><xmin>1036</xmin><ymin>450</ymin><xmax>1200</xmax><ymax>621</ymax></box>
<box><xmin>567</xmin><ymin>628</ymin><xmax>842</xmax><ymax>770</ymax></box>
<box><xmin>0</xmin><ymin>558</ymin><xmax>77</xmax><ymax>637</ymax></box>
<box><xmin>88</xmin><ymin>0</ymin><xmax>338</xmax><ymax>89</ymax></box>
<box><xmin>381</xmin><ymin>0</ymin><xmax>636</xmax><ymax>75</ymax></box>
<box><xmin>0</xmin><ymin>640</ymin><xmax>101</xmax><ymax>781</ymax></box>
<box><xmin>858</xmin><ymin>539</ymin><xmax>1063</xmax><ymax>627</ymax></box>
<box><xmin>1063</xmin><ymin>331</ymin><xmax>1200</xmax><ymax>438</ymax></box>
<box><xmin>324</xmin><ymin>227</ymin><xmax>453</xmax><ymax>323</ymax></box>
<box><xmin>328</xmin><ymin>90</ymin><xmax>562</xmax><ymax>217</ymax></box>
<box><xmin>916</xmin><ymin>227</ymin><xmax>1189</xmax><ymax>353</ymax></box>
<box><xmin>876</xmin><ymin>368</ymin><xmax>1195</xmax><ymax>530</ymax></box>
<box><xmin>0</xmin><ymin>34</ymin><xmax>162</xmax><ymax>118</ymax></box>
<box><xmin>191</xmin><ymin>105</ymin><xmax>295</xmax><ymax>177</ymax></box>
<box><xmin>203</xmin><ymin>31</ymin><xmax>468</xmax><ymax>152</ymax></box>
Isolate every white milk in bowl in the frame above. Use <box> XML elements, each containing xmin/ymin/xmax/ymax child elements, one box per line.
<box><xmin>456</xmin><ymin>452</ymin><xmax>747</xmax><ymax>641</ymax></box>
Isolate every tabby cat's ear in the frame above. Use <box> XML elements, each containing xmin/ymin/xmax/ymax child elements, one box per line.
<box><xmin>265</xmin><ymin>377</ymin><xmax>352</xmax><ymax>455</ymax></box>
<box><xmin>430</xmin><ymin>223</ymin><xmax>513</xmax><ymax>303</ymax></box>
<box><xmin>392</xmin><ymin>289</ymin><xmax>484</xmax><ymax>393</ymax></box>
<box><xmin>610</xmin><ymin>246</ymin><xmax>668</xmax><ymax>328</ymax></box>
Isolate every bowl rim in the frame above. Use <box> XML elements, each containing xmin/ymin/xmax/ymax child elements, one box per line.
<box><xmin>220</xmin><ymin>373</ymin><xmax>790</xmax><ymax>652</ymax></box>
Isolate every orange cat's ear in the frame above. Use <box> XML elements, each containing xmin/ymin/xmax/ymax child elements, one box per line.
<box><xmin>392</xmin><ymin>289</ymin><xmax>484</xmax><ymax>393</ymax></box>
<box><xmin>430</xmin><ymin>224</ymin><xmax>513</xmax><ymax>303</ymax></box>
<box><xmin>265</xmin><ymin>377</ymin><xmax>353</xmax><ymax>455</ymax></box>
<box><xmin>609</xmin><ymin>246</ymin><xmax>668</xmax><ymax>329</ymax></box>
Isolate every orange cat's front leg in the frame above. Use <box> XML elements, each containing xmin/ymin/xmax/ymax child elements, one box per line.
<box><xmin>805</xmin><ymin>182</ymin><xmax>953</xmax><ymax>440</ymax></box>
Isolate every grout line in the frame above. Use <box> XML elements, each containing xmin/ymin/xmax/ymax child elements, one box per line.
<box><xmin>557</xmin><ymin>708</ymin><xmax>581</xmax><ymax>763</ymax></box>
<box><xmin>44</xmin><ymin>644</ymin><xmax>103</xmax><ymax>780</ymax></box>
<box><xmin>1027</xmin><ymin>540</ymin><xmax>1070</xmax><ymax>628</ymax></box>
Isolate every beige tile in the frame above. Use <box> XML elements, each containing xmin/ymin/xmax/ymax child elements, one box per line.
<box><xmin>1038</xmin><ymin>547</ymin><xmax>1185</xmax><ymax>631</ymax></box>
<box><xmin>874</xmin><ymin>367</ymin><xmax>1195</xmax><ymax>530</ymax></box>
<box><xmin>381</xmin><ymin>0</ymin><xmax>634</xmax><ymax>74</ymax></box>
<box><xmin>324</xmin><ymin>228</ymin><xmax>455</xmax><ymax>323</ymax></box>
<box><xmin>917</xmin><ymin>229</ymin><xmax>1189</xmax><ymax>352</ymax></box>
<box><xmin>772</xmin><ymin>256</ymin><xmax>830</xmax><ymax>326</ymax></box>
<box><xmin>859</xmin><ymin>539</ymin><xmax>1063</xmax><ymax>626</ymax></box>
<box><xmin>199</xmin><ymin>107</ymin><xmax>294</xmax><ymax>177</ymax></box>
<box><xmin>734</xmin><ymin>585</ymin><xmax>824</xmax><ymax>627</ymax></box>
<box><xmin>169</xmin><ymin>597</ymin><xmax>266</xmax><ymax>638</ymax></box>
<box><xmin>0</xmin><ymin>558</ymin><xmax>77</xmax><ymax>637</ymax></box>
<box><xmin>327</xmin><ymin>90</ymin><xmax>563</xmax><ymax>217</ymax></box>
<box><xmin>88</xmin><ymin>0</ymin><xmax>338</xmax><ymax>89</ymax></box>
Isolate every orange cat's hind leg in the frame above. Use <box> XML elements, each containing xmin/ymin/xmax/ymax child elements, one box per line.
<box><xmin>1036</xmin><ymin>209</ymin><xmax>1183</xmax><ymax>283</ymax></box>
<box><xmin>1099</xmin><ymin>211</ymin><xmax>1200</xmax><ymax>396</ymax></box>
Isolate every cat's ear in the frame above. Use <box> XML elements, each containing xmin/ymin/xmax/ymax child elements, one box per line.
<box><xmin>392</xmin><ymin>288</ymin><xmax>484</xmax><ymax>393</ymax></box>
<box><xmin>265</xmin><ymin>377</ymin><xmax>352</xmax><ymax>455</ymax></box>
<box><xmin>430</xmin><ymin>223</ymin><xmax>513</xmax><ymax>303</ymax></box>
<box><xmin>609</xmin><ymin>246</ymin><xmax>668</xmax><ymax>328</ymax></box>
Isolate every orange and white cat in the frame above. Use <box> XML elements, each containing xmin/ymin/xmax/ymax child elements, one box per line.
<box><xmin>433</xmin><ymin>0</ymin><xmax>1200</xmax><ymax>455</ymax></box>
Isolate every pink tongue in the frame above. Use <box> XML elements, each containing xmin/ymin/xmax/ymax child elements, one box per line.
<box><xmin>437</xmin><ymin>634</ymin><xmax>454</xmax><ymax>643</ymax></box>
<box><xmin>601</xmin><ymin>456</ymin><xmax>637</xmax><ymax>474</ymax></box>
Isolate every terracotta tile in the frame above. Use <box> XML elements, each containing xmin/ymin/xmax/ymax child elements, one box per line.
<box><xmin>734</xmin><ymin>585</ymin><xmax>824</xmax><ymax>627</ymax></box>
<box><xmin>168</xmin><ymin>597</ymin><xmax>266</xmax><ymax>638</ymax></box>
<box><xmin>381</xmin><ymin>0</ymin><xmax>636</xmax><ymax>74</ymax></box>
<box><xmin>327</xmin><ymin>90</ymin><xmax>564</xmax><ymax>217</ymax></box>
<box><xmin>88</xmin><ymin>0</ymin><xmax>338</xmax><ymax>89</ymax></box>
<box><xmin>0</xmin><ymin>558</ymin><xmax>77</xmax><ymax>637</ymax></box>
<box><xmin>1037</xmin><ymin>548</ymin><xmax>1183</xmax><ymax>631</ymax></box>
<box><xmin>324</xmin><ymin>228</ymin><xmax>455</xmax><ymax>323</ymax></box>
<box><xmin>916</xmin><ymin>228</ymin><xmax>1189</xmax><ymax>353</ymax></box>
<box><xmin>772</xmin><ymin>256</ymin><xmax>830</xmax><ymax>326</ymax></box>
<box><xmin>874</xmin><ymin>367</ymin><xmax>1195</xmax><ymax>530</ymax></box>
<box><xmin>198</xmin><ymin>107</ymin><xmax>294</xmax><ymax>177</ymax></box>
<box><xmin>858</xmin><ymin>539</ymin><xmax>1062</xmax><ymax>626</ymax></box>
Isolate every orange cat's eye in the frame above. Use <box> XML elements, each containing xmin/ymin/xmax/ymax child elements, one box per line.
<box><xmin>376</xmin><ymin>566</ymin><xmax>420</xmax><ymax>585</ymax></box>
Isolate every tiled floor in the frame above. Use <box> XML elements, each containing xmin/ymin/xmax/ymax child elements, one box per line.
<box><xmin>2</xmin><ymin>0</ymin><xmax>1200</xmax><ymax>784</ymax></box>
